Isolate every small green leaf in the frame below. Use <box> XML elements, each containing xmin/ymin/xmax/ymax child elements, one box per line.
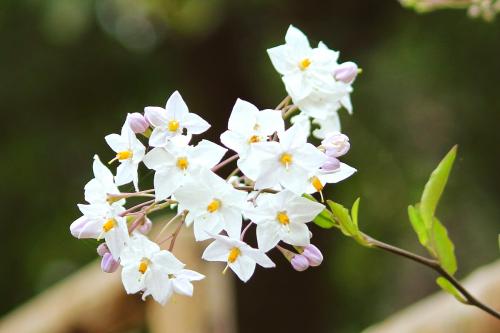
<box><xmin>436</xmin><ymin>277</ymin><xmax>467</xmax><ymax>303</ymax></box>
<box><xmin>313</xmin><ymin>209</ymin><xmax>336</xmax><ymax>229</ymax></box>
<box><xmin>351</xmin><ymin>198</ymin><xmax>360</xmax><ymax>229</ymax></box>
<box><xmin>327</xmin><ymin>200</ymin><xmax>358</xmax><ymax>237</ymax></box>
<box><xmin>420</xmin><ymin>146</ymin><xmax>457</xmax><ymax>228</ymax></box>
<box><xmin>432</xmin><ymin>218</ymin><xmax>457</xmax><ymax>275</ymax></box>
<box><xmin>408</xmin><ymin>205</ymin><xmax>429</xmax><ymax>247</ymax></box>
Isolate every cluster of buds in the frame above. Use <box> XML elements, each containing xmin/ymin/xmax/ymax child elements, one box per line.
<box><xmin>70</xmin><ymin>25</ymin><xmax>358</xmax><ymax>305</ymax></box>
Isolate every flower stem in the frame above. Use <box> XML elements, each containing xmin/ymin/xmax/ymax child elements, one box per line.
<box><xmin>211</xmin><ymin>154</ymin><xmax>239</xmax><ymax>173</ymax></box>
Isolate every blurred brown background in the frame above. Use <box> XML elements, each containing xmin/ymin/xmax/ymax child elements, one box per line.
<box><xmin>0</xmin><ymin>0</ymin><xmax>499</xmax><ymax>332</ymax></box>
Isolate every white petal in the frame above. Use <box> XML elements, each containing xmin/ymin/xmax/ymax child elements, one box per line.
<box><xmin>283</xmin><ymin>73</ymin><xmax>312</xmax><ymax>102</ymax></box>
<box><xmin>190</xmin><ymin>140</ymin><xmax>227</xmax><ymax>168</ymax></box>
<box><xmin>285</xmin><ymin>25</ymin><xmax>311</xmax><ymax>55</ymax></box>
<box><xmin>121</xmin><ymin>264</ymin><xmax>145</xmax><ymax>294</ymax></box>
<box><xmin>172</xmin><ymin>278</ymin><xmax>194</xmax><ymax>297</ymax></box>
<box><xmin>202</xmin><ymin>240</ymin><xmax>230</xmax><ymax>262</ymax></box>
<box><xmin>115</xmin><ymin>161</ymin><xmax>135</xmax><ymax>187</ymax></box>
<box><xmin>143</xmin><ymin>147</ymin><xmax>172</xmax><ymax>171</ymax></box>
<box><xmin>229</xmin><ymin>255</ymin><xmax>256</xmax><ymax>282</ymax></box>
<box><xmin>321</xmin><ymin>162</ymin><xmax>357</xmax><ymax>184</ymax></box>
<box><xmin>166</xmin><ymin>91</ymin><xmax>189</xmax><ymax>120</ymax></box>
<box><xmin>294</xmin><ymin>143</ymin><xmax>327</xmax><ymax>170</ymax></box>
<box><xmin>105</xmin><ymin>133</ymin><xmax>127</xmax><ymax>153</ymax></box>
<box><xmin>267</xmin><ymin>45</ymin><xmax>295</xmax><ymax>75</ymax></box>
<box><xmin>256</xmin><ymin>110</ymin><xmax>285</xmax><ymax>135</ymax></box>
<box><xmin>256</xmin><ymin>222</ymin><xmax>282</xmax><ymax>252</ymax></box>
<box><xmin>183</xmin><ymin>112</ymin><xmax>211</xmax><ymax>135</ymax></box>
<box><xmin>178</xmin><ymin>269</ymin><xmax>205</xmax><ymax>281</ymax></box>
<box><xmin>221</xmin><ymin>207</ymin><xmax>243</xmax><ymax>240</ymax></box>
<box><xmin>144</xmin><ymin>106</ymin><xmax>168</xmax><ymax>127</ymax></box>
<box><xmin>220</xmin><ymin>130</ymin><xmax>248</xmax><ymax>156</ymax></box>
<box><xmin>244</xmin><ymin>248</ymin><xmax>275</xmax><ymax>268</ymax></box>
<box><xmin>282</xmin><ymin>222</ymin><xmax>310</xmax><ymax>247</ymax></box>
<box><xmin>287</xmin><ymin>195</ymin><xmax>325</xmax><ymax>223</ymax></box>
<box><xmin>154</xmin><ymin>168</ymin><xmax>182</xmax><ymax>201</ymax></box>
<box><xmin>153</xmin><ymin>251</ymin><xmax>185</xmax><ymax>272</ymax></box>
<box><xmin>227</xmin><ymin>99</ymin><xmax>258</xmax><ymax>133</ymax></box>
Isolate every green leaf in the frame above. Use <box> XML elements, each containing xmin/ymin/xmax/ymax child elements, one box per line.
<box><xmin>313</xmin><ymin>209</ymin><xmax>336</xmax><ymax>229</ymax></box>
<box><xmin>432</xmin><ymin>217</ymin><xmax>457</xmax><ymax>275</ymax></box>
<box><xmin>420</xmin><ymin>146</ymin><xmax>457</xmax><ymax>228</ymax></box>
<box><xmin>436</xmin><ymin>277</ymin><xmax>467</xmax><ymax>303</ymax></box>
<box><xmin>408</xmin><ymin>205</ymin><xmax>429</xmax><ymax>247</ymax></box>
<box><xmin>351</xmin><ymin>198</ymin><xmax>360</xmax><ymax>229</ymax></box>
<box><xmin>327</xmin><ymin>200</ymin><xmax>358</xmax><ymax>237</ymax></box>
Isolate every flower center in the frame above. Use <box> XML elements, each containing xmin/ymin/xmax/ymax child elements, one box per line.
<box><xmin>176</xmin><ymin>157</ymin><xmax>189</xmax><ymax>170</ymax></box>
<box><xmin>207</xmin><ymin>199</ymin><xmax>221</xmax><ymax>213</ymax></box>
<box><xmin>299</xmin><ymin>58</ymin><xmax>311</xmax><ymax>71</ymax></box>
<box><xmin>248</xmin><ymin>135</ymin><xmax>260</xmax><ymax>143</ymax></box>
<box><xmin>227</xmin><ymin>247</ymin><xmax>241</xmax><ymax>263</ymax></box>
<box><xmin>138</xmin><ymin>259</ymin><xmax>150</xmax><ymax>274</ymax></box>
<box><xmin>102</xmin><ymin>218</ymin><xmax>116</xmax><ymax>232</ymax></box>
<box><xmin>276</xmin><ymin>211</ymin><xmax>290</xmax><ymax>225</ymax></box>
<box><xmin>116</xmin><ymin>150</ymin><xmax>133</xmax><ymax>160</ymax></box>
<box><xmin>279</xmin><ymin>153</ymin><xmax>293</xmax><ymax>168</ymax></box>
<box><xmin>168</xmin><ymin>120</ymin><xmax>180</xmax><ymax>132</ymax></box>
<box><xmin>311</xmin><ymin>176</ymin><xmax>323</xmax><ymax>192</ymax></box>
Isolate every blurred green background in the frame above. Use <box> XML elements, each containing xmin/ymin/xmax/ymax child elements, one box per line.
<box><xmin>1</xmin><ymin>0</ymin><xmax>499</xmax><ymax>332</ymax></box>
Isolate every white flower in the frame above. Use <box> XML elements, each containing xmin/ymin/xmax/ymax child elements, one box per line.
<box><xmin>174</xmin><ymin>169</ymin><xmax>247</xmax><ymax>241</ymax></box>
<box><xmin>121</xmin><ymin>234</ymin><xmax>204</xmax><ymax>305</ymax></box>
<box><xmin>240</xmin><ymin>124</ymin><xmax>326</xmax><ymax>194</ymax></box>
<box><xmin>145</xmin><ymin>91</ymin><xmax>210</xmax><ymax>147</ymax></box>
<box><xmin>244</xmin><ymin>190</ymin><xmax>324</xmax><ymax>252</ymax></box>
<box><xmin>220</xmin><ymin>99</ymin><xmax>284</xmax><ymax>158</ymax></box>
<box><xmin>202</xmin><ymin>234</ymin><xmax>275</xmax><ymax>282</ymax></box>
<box><xmin>105</xmin><ymin>120</ymin><xmax>146</xmax><ymax>191</ymax></box>
<box><xmin>84</xmin><ymin>155</ymin><xmax>122</xmax><ymax>205</ymax></box>
<box><xmin>267</xmin><ymin>25</ymin><xmax>340</xmax><ymax>102</ymax></box>
<box><xmin>71</xmin><ymin>203</ymin><xmax>129</xmax><ymax>259</ymax></box>
<box><xmin>143</xmin><ymin>139</ymin><xmax>227</xmax><ymax>201</ymax></box>
<box><xmin>306</xmin><ymin>163</ymin><xmax>357</xmax><ymax>194</ymax></box>
<box><xmin>312</xmin><ymin>112</ymin><xmax>342</xmax><ymax>139</ymax></box>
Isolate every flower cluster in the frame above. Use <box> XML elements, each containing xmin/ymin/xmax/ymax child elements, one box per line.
<box><xmin>70</xmin><ymin>25</ymin><xmax>358</xmax><ymax>305</ymax></box>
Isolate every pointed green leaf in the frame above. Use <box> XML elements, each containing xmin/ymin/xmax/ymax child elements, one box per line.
<box><xmin>408</xmin><ymin>205</ymin><xmax>429</xmax><ymax>247</ymax></box>
<box><xmin>327</xmin><ymin>200</ymin><xmax>358</xmax><ymax>237</ymax></box>
<box><xmin>436</xmin><ymin>277</ymin><xmax>467</xmax><ymax>303</ymax></box>
<box><xmin>351</xmin><ymin>198</ymin><xmax>360</xmax><ymax>229</ymax></box>
<box><xmin>313</xmin><ymin>209</ymin><xmax>336</xmax><ymax>229</ymax></box>
<box><xmin>432</xmin><ymin>218</ymin><xmax>457</xmax><ymax>275</ymax></box>
<box><xmin>420</xmin><ymin>146</ymin><xmax>457</xmax><ymax>228</ymax></box>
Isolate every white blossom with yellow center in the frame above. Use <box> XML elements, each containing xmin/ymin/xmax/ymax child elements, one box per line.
<box><xmin>143</xmin><ymin>139</ymin><xmax>227</xmax><ymax>201</ymax></box>
<box><xmin>174</xmin><ymin>168</ymin><xmax>247</xmax><ymax>241</ymax></box>
<box><xmin>244</xmin><ymin>190</ymin><xmax>325</xmax><ymax>252</ymax></box>
<box><xmin>202</xmin><ymin>234</ymin><xmax>275</xmax><ymax>282</ymax></box>
<box><xmin>144</xmin><ymin>91</ymin><xmax>210</xmax><ymax>147</ymax></box>
<box><xmin>240</xmin><ymin>124</ymin><xmax>327</xmax><ymax>195</ymax></box>
<box><xmin>105</xmin><ymin>119</ymin><xmax>146</xmax><ymax>191</ymax></box>
<box><xmin>220</xmin><ymin>99</ymin><xmax>284</xmax><ymax>159</ymax></box>
<box><xmin>121</xmin><ymin>234</ymin><xmax>204</xmax><ymax>305</ymax></box>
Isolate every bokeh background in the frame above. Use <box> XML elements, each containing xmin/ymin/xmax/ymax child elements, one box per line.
<box><xmin>1</xmin><ymin>0</ymin><xmax>499</xmax><ymax>332</ymax></box>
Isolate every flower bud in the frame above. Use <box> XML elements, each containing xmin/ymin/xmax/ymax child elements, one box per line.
<box><xmin>138</xmin><ymin>217</ymin><xmax>152</xmax><ymax>235</ymax></box>
<box><xmin>322</xmin><ymin>132</ymin><xmax>350</xmax><ymax>157</ymax></box>
<box><xmin>334</xmin><ymin>62</ymin><xmax>358</xmax><ymax>84</ymax></box>
<box><xmin>101</xmin><ymin>252</ymin><xmax>120</xmax><ymax>273</ymax></box>
<box><xmin>96</xmin><ymin>243</ymin><xmax>109</xmax><ymax>257</ymax></box>
<box><xmin>321</xmin><ymin>156</ymin><xmax>340</xmax><ymax>172</ymax></box>
<box><xmin>291</xmin><ymin>254</ymin><xmax>310</xmax><ymax>272</ymax></box>
<box><xmin>302</xmin><ymin>244</ymin><xmax>323</xmax><ymax>267</ymax></box>
<box><xmin>127</xmin><ymin>112</ymin><xmax>149</xmax><ymax>134</ymax></box>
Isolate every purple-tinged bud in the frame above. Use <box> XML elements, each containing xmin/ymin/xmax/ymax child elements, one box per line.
<box><xmin>97</xmin><ymin>243</ymin><xmax>110</xmax><ymax>257</ymax></box>
<box><xmin>138</xmin><ymin>217</ymin><xmax>152</xmax><ymax>235</ymax></box>
<box><xmin>291</xmin><ymin>254</ymin><xmax>310</xmax><ymax>272</ymax></box>
<box><xmin>70</xmin><ymin>216</ymin><xmax>95</xmax><ymax>239</ymax></box>
<box><xmin>321</xmin><ymin>156</ymin><xmax>340</xmax><ymax>172</ymax></box>
<box><xmin>101</xmin><ymin>252</ymin><xmax>120</xmax><ymax>273</ymax></box>
<box><xmin>322</xmin><ymin>132</ymin><xmax>350</xmax><ymax>158</ymax></box>
<box><xmin>127</xmin><ymin>112</ymin><xmax>149</xmax><ymax>134</ymax></box>
<box><xmin>334</xmin><ymin>62</ymin><xmax>358</xmax><ymax>84</ymax></box>
<box><xmin>302</xmin><ymin>244</ymin><xmax>323</xmax><ymax>267</ymax></box>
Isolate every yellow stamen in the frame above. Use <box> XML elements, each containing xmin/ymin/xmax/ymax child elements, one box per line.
<box><xmin>248</xmin><ymin>135</ymin><xmax>260</xmax><ymax>143</ymax></box>
<box><xmin>102</xmin><ymin>218</ymin><xmax>116</xmax><ymax>232</ymax></box>
<box><xmin>227</xmin><ymin>247</ymin><xmax>241</xmax><ymax>263</ymax></box>
<box><xmin>253</xmin><ymin>123</ymin><xmax>261</xmax><ymax>131</ymax></box>
<box><xmin>176</xmin><ymin>157</ymin><xmax>189</xmax><ymax>170</ymax></box>
<box><xmin>138</xmin><ymin>259</ymin><xmax>149</xmax><ymax>274</ymax></box>
<box><xmin>207</xmin><ymin>199</ymin><xmax>221</xmax><ymax>213</ymax></box>
<box><xmin>299</xmin><ymin>58</ymin><xmax>311</xmax><ymax>70</ymax></box>
<box><xmin>276</xmin><ymin>211</ymin><xmax>290</xmax><ymax>225</ymax></box>
<box><xmin>311</xmin><ymin>176</ymin><xmax>323</xmax><ymax>192</ymax></box>
<box><xmin>116</xmin><ymin>150</ymin><xmax>133</xmax><ymax>160</ymax></box>
<box><xmin>279</xmin><ymin>153</ymin><xmax>293</xmax><ymax>168</ymax></box>
<box><xmin>168</xmin><ymin>120</ymin><xmax>180</xmax><ymax>132</ymax></box>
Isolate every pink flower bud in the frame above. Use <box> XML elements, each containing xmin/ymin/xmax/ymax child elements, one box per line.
<box><xmin>70</xmin><ymin>216</ymin><xmax>95</xmax><ymax>239</ymax></box>
<box><xmin>96</xmin><ymin>243</ymin><xmax>109</xmax><ymax>257</ymax></box>
<box><xmin>334</xmin><ymin>61</ymin><xmax>358</xmax><ymax>84</ymax></box>
<box><xmin>127</xmin><ymin>112</ymin><xmax>149</xmax><ymax>133</ymax></box>
<box><xmin>291</xmin><ymin>254</ymin><xmax>310</xmax><ymax>272</ymax></box>
<box><xmin>138</xmin><ymin>217</ymin><xmax>152</xmax><ymax>235</ymax></box>
<box><xmin>321</xmin><ymin>156</ymin><xmax>340</xmax><ymax>172</ymax></box>
<box><xmin>322</xmin><ymin>132</ymin><xmax>350</xmax><ymax>158</ymax></box>
<box><xmin>101</xmin><ymin>252</ymin><xmax>120</xmax><ymax>273</ymax></box>
<box><xmin>302</xmin><ymin>244</ymin><xmax>323</xmax><ymax>267</ymax></box>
